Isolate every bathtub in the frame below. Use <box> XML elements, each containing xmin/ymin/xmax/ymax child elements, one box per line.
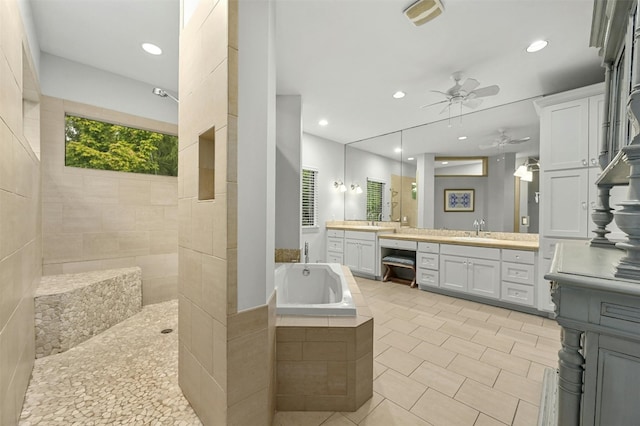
<box><xmin>274</xmin><ymin>263</ymin><xmax>357</xmax><ymax>316</ymax></box>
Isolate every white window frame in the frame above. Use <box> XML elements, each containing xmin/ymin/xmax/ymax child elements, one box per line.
<box><xmin>301</xmin><ymin>167</ymin><xmax>319</xmax><ymax>229</ymax></box>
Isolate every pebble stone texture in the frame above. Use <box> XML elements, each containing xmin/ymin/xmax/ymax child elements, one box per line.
<box><xmin>19</xmin><ymin>300</ymin><xmax>202</xmax><ymax>426</ymax></box>
<box><xmin>35</xmin><ymin>268</ymin><xmax>143</xmax><ymax>358</ymax></box>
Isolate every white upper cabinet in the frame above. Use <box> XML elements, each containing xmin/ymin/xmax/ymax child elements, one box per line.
<box><xmin>542</xmin><ymin>169</ymin><xmax>590</xmax><ymax>238</ymax></box>
<box><xmin>537</xmin><ymin>85</ymin><xmax>604</xmax><ymax>172</ymax></box>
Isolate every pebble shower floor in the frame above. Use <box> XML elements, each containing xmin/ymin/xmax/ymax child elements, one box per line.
<box><xmin>19</xmin><ymin>300</ymin><xmax>202</xmax><ymax>425</ymax></box>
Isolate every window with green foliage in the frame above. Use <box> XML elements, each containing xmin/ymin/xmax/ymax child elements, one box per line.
<box><xmin>301</xmin><ymin>168</ymin><xmax>318</xmax><ymax>228</ymax></box>
<box><xmin>65</xmin><ymin>114</ymin><xmax>178</xmax><ymax>176</ymax></box>
<box><xmin>366</xmin><ymin>179</ymin><xmax>384</xmax><ymax>221</ymax></box>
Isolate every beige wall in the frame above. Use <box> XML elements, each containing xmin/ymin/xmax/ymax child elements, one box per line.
<box><xmin>40</xmin><ymin>96</ymin><xmax>179</xmax><ymax>305</ymax></box>
<box><xmin>178</xmin><ymin>0</ymin><xmax>276</xmax><ymax>424</ymax></box>
<box><xmin>0</xmin><ymin>0</ymin><xmax>42</xmax><ymax>423</ymax></box>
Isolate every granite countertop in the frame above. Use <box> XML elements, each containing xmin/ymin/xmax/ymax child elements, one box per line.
<box><xmin>379</xmin><ymin>233</ymin><xmax>539</xmax><ymax>251</ymax></box>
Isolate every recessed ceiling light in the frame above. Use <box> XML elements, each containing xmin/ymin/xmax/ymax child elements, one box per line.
<box><xmin>393</xmin><ymin>91</ymin><xmax>406</xmax><ymax>99</ymax></box>
<box><xmin>458</xmin><ymin>136</ymin><xmax>467</xmax><ymax>140</ymax></box>
<box><xmin>407</xmin><ymin>157</ymin><xmax>415</xmax><ymax>161</ymax></box>
<box><xmin>526</xmin><ymin>40</ymin><xmax>548</xmax><ymax>53</ymax></box>
<box><xmin>142</xmin><ymin>42</ymin><xmax>162</xmax><ymax>55</ymax></box>
<box><xmin>319</xmin><ymin>119</ymin><xmax>329</xmax><ymax>126</ymax></box>
<box><xmin>394</xmin><ymin>147</ymin><xmax>402</xmax><ymax>153</ymax></box>
<box><xmin>441</xmin><ymin>161</ymin><xmax>449</xmax><ymax>165</ymax></box>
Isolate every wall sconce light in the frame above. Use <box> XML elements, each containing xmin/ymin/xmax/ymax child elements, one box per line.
<box><xmin>351</xmin><ymin>184</ymin><xmax>363</xmax><ymax>194</ymax></box>
<box><xmin>513</xmin><ymin>158</ymin><xmax>540</xmax><ymax>182</ymax></box>
<box><xmin>334</xmin><ymin>180</ymin><xmax>347</xmax><ymax>192</ymax></box>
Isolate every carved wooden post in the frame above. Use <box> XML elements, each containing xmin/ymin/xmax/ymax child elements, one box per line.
<box><xmin>591</xmin><ymin>63</ymin><xmax>615</xmax><ymax>247</ymax></box>
<box><xmin>614</xmin><ymin>2</ymin><xmax>640</xmax><ymax>276</ymax></box>
<box><xmin>557</xmin><ymin>326</ymin><xmax>585</xmax><ymax>426</ymax></box>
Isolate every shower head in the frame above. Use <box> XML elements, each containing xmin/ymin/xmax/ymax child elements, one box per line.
<box><xmin>152</xmin><ymin>87</ymin><xmax>179</xmax><ymax>103</ymax></box>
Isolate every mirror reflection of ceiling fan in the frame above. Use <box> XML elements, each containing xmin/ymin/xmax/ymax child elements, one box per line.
<box><xmin>420</xmin><ymin>72</ymin><xmax>501</xmax><ymax>117</ymax></box>
<box><xmin>479</xmin><ymin>129</ymin><xmax>531</xmax><ymax>150</ymax></box>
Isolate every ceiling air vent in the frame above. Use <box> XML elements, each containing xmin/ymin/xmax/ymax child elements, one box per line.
<box><xmin>404</xmin><ymin>0</ymin><xmax>444</xmax><ymax>26</ymax></box>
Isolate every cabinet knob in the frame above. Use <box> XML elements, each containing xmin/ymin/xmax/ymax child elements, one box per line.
<box><xmin>515</xmin><ymin>255</ymin><xmax>520</xmax><ymax>259</ymax></box>
<box><xmin>582</xmin><ymin>202</ymin><xmax>587</xmax><ymax>210</ymax></box>
<box><xmin>591</xmin><ymin>158</ymin><xmax>597</xmax><ymax>165</ymax></box>
<box><xmin>468</xmin><ymin>262</ymin><xmax>473</xmax><ymax>266</ymax></box>
<box><xmin>582</xmin><ymin>159</ymin><xmax>588</xmax><ymax>166</ymax></box>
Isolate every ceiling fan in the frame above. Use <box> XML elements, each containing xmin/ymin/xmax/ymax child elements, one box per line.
<box><xmin>479</xmin><ymin>129</ymin><xmax>531</xmax><ymax>150</ymax></box>
<box><xmin>420</xmin><ymin>72</ymin><xmax>500</xmax><ymax>114</ymax></box>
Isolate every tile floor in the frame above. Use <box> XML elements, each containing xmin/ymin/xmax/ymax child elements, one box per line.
<box><xmin>18</xmin><ymin>277</ymin><xmax>560</xmax><ymax>426</ymax></box>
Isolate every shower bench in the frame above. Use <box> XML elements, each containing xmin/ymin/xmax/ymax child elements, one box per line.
<box><xmin>35</xmin><ymin>267</ymin><xmax>142</xmax><ymax>358</ymax></box>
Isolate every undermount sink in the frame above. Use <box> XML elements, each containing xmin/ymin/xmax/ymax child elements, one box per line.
<box><xmin>450</xmin><ymin>236</ymin><xmax>502</xmax><ymax>242</ymax></box>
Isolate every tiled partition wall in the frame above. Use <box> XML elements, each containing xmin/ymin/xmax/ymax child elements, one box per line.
<box><xmin>178</xmin><ymin>0</ymin><xmax>276</xmax><ymax>424</ymax></box>
<box><xmin>39</xmin><ymin>96</ymin><xmax>179</xmax><ymax>305</ymax></box>
<box><xmin>0</xmin><ymin>0</ymin><xmax>42</xmax><ymax>423</ymax></box>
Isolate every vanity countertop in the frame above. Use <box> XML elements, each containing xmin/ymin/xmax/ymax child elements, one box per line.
<box><xmin>378</xmin><ymin>233</ymin><xmax>539</xmax><ymax>251</ymax></box>
<box><xmin>326</xmin><ymin>224</ymin><xmax>397</xmax><ymax>232</ymax></box>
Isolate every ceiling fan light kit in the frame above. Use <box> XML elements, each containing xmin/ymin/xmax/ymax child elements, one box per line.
<box><xmin>404</xmin><ymin>0</ymin><xmax>444</xmax><ymax>26</ymax></box>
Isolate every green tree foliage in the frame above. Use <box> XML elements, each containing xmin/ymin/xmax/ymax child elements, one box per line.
<box><xmin>65</xmin><ymin>115</ymin><xmax>178</xmax><ymax>176</ymax></box>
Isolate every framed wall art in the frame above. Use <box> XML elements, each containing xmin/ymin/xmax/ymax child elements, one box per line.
<box><xmin>444</xmin><ymin>189</ymin><xmax>474</xmax><ymax>212</ymax></box>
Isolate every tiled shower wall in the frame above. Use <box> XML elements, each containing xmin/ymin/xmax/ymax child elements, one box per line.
<box><xmin>39</xmin><ymin>96</ymin><xmax>179</xmax><ymax>305</ymax></box>
<box><xmin>0</xmin><ymin>0</ymin><xmax>42</xmax><ymax>423</ymax></box>
<box><xmin>178</xmin><ymin>0</ymin><xmax>276</xmax><ymax>424</ymax></box>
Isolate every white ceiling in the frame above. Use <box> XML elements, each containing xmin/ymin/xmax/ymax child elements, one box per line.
<box><xmin>28</xmin><ymin>0</ymin><xmax>604</xmax><ymax>158</ymax></box>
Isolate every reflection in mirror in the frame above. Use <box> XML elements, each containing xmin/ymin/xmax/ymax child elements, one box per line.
<box><xmin>434</xmin><ymin>157</ymin><xmax>488</xmax><ymax>177</ymax></box>
<box><xmin>343</xmin><ymin>98</ymin><xmax>540</xmax><ymax>232</ymax></box>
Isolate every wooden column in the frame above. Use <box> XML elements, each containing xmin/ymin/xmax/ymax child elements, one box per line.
<box><xmin>557</xmin><ymin>326</ymin><xmax>585</xmax><ymax>426</ymax></box>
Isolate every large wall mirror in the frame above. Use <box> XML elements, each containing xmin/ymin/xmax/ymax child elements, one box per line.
<box><xmin>343</xmin><ymin>98</ymin><xmax>540</xmax><ymax>233</ymax></box>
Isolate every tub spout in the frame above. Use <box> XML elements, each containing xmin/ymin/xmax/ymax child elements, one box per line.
<box><xmin>303</xmin><ymin>242</ymin><xmax>310</xmax><ymax>276</ymax></box>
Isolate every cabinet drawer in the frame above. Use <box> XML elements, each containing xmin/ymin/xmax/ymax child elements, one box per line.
<box><xmin>379</xmin><ymin>238</ymin><xmax>417</xmax><ymax>250</ymax></box>
<box><xmin>501</xmin><ymin>262</ymin><xmax>535</xmax><ymax>285</ymax></box>
<box><xmin>501</xmin><ymin>281</ymin><xmax>535</xmax><ymax>307</ymax></box>
<box><xmin>327</xmin><ymin>253</ymin><xmax>343</xmax><ymax>264</ymax></box>
<box><xmin>418</xmin><ymin>242</ymin><xmax>439</xmax><ymax>254</ymax></box>
<box><xmin>417</xmin><ymin>269</ymin><xmax>439</xmax><ymax>288</ymax></box>
<box><xmin>345</xmin><ymin>230</ymin><xmax>376</xmax><ymax>241</ymax></box>
<box><xmin>327</xmin><ymin>237</ymin><xmax>344</xmax><ymax>253</ymax></box>
<box><xmin>417</xmin><ymin>253</ymin><xmax>438</xmax><ymax>270</ymax></box>
<box><xmin>440</xmin><ymin>244</ymin><xmax>501</xmax><ymax>260</ymax></box>
<box><xmin>327</xmin><ymin>229</ymin><xmax>345</xmax><ymax>238</ymax></box>
<box><xmin>502</xmin><ymin>249</ymin><xmax>535</xmax><ymax>264</ymax></box>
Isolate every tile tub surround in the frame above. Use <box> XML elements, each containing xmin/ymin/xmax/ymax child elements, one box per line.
<box><xmin>275</xmin><ymin>248</ymin><xmax>301</xmax><ymax>263</ymax></box>
<box><xmin>35</xmin><ymin>267</ymin><xmax>142</xmax><ymax>358</ymax></box>
<box><xmin>276</xmin><ymin>267</ymin><xmax>374</xmax><ymax>412</ymax></box>
<box><xmin>20</xmin><ymin>300</ymin><xmax>202</xmax><ymax>425</ymax></box>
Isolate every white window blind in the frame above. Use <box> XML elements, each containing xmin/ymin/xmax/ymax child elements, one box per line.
<box><xmin>302</xmin><ymin>168</ymin><xmax>318</xmax><ymax>227</ymax></box>
<box><xmin>366</xmin><ymin>179</ymin><xmax>384</xmax><ymax>221</ymax></box>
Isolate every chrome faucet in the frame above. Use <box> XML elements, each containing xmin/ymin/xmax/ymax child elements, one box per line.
<box><xmin>479</xmin><ymin>219</ymin><xmax>485</xmax><ymax>232</ymax></box>
<box><xmin>473</xmin><ymin>219</ymin><xmax>480</xmax><ymax>236</ymax></box>
<box><xmin>378</xmin><ymin>212</ymin><xmax>383</xmax><ymax>222</ymax></box>
<box><xmin>303</xmin><ymin>242</ymin><xmax>310</xmax><ymax>276</ymax></box>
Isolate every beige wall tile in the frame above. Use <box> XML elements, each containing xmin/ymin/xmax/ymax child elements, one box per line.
<box><xmin>101</xmin><ymin>205</ymin><xmax>136</xmax><ymax>232</ymax></box>
<box><xmin>178</xmin><ymin>343</ymin><xmax>203</xmax><ymax>415</ymax></box>
<box><xmin>228</xmin><ymin>329</ymin><xmax>268</xmax><ymax>405</ymax></box>
<box><xmin>43</xmin><ymin>233</ymin><xmax>83</xmax><ymax>263</ymax></box>
<box><xmin>119</xmin><ymin>180</ymin><xmax>151</xmax><ymax>205</ymax></box>
<box><xmin>82</xmin><ymin>232</ymin><xmax>119</xmax><ymax>259</ymax></box>
<box><xmin>149</xmin><ymin>230</ymin><xmax>178</xmax><ymax>254</ymax></box>
<box><xmin>201</xmin><ymin>253</ymin><xmax>227</xmax><ymax>324</ymax></box>
<box><xmin>135</xmin><ymin>206</ymin><xmax>166</xmax><ymax>231</ymax></box>
<box><xmin>228</xmin><ymin>304</ymin><xmax>267</xmax><ymax>340</ymax></box>
<box><xmin>135</xmin><ymin>253</ymin><xmax>178</xmax><ymax>279</ymax></box>
<box><xmin>191</xmin><ymin>304</ymin><xmax>214</xmax><ymax>375</ymax></box>
<box><xmin>213</xmin><ymin>318</ymin><xmax>227</xmax><ymax>391</ymax></box>
<box><xmin>198</xmin><ymin>371</ymin><xmax>227</xmax><ymax>426</ymax></box>
<box><xmin>303</xmin><ymin>342</ymin><xmax>347</xmax><ymax>361</ymax></box>
<box><xmin>228</xmin><ymin>388</ymin><xmax>269</xmax><ymax>426</ymax></box>
<box><xmin>118</xmin><ymin>231</ymin><xmax>150</xmax><ymax>256</ymax></box>
<box><xmin>142</xmin><ymin>276</ymin><xmax>178</xmax><ymax>305</ymax></box>
<box><xmin>150</xmin><ymin>181</ymin><xmax>178</xmax><ymax>206</ymax></box>
<box><xmin>178</xmin><ymin>248</ymin><xmax>202</xmax><ymax>302</ymax></box>
<box><xmin>178</xmin><ymin>296</ymin><xmax>192</xmax><ymax>350</ymax></box>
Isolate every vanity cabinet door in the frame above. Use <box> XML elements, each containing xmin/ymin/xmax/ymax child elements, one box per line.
<box><xmin>439</xmin><ymin>255</ymin><xmax>468</xmax><ymax>292</ymax></box>
<box><xmin>468</xmin><ymin>257</ymin><xmax>501</xmax><ymax>299</ymax></box>
<box><xmin>344</xmin><ymin>239</ymin><xmax>360</xmax><ymax>271</ymax></box>
<box><xmin>359</xmin><ymin>240</ymin><xmax>376</xmax><ymax>275</ymax></box>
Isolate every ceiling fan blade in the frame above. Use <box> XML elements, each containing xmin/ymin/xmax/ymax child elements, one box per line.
<box><xmin>463</xmin><ymin>98</ymin><xmax>483</xmax><ymax>109</ymax></box>
<box><xmin>429</xmin><ymin>90</ymin><xmax>451</xmax><ymax>97</ymax></box>
<box><xmin>471</xmin><ymin>85</ymin><xmax>500</xmax><ymax>98</ymax></box>
<box><xmin>507</xmin><ymin>137</ymin><xmax>531</xmax><ymax>144</ymax></box>
<box><xmin>478</xmin><ymin>142</ymin><xmax>499</xmax><ymax>150</ymax></box>
<box><xmin>419</xmin><ymin>99</ymin><xmax>449</xmax><ymax>108</ymax></box>
<box><xmin>460</xmin><ymin>78</ymin><xmax>480</xmax><ymax>93</ymax></box>
<box><xmin>439</xmin><ymin>104</ymin><xmax>451</xmax><ymax>114</ymax></box>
